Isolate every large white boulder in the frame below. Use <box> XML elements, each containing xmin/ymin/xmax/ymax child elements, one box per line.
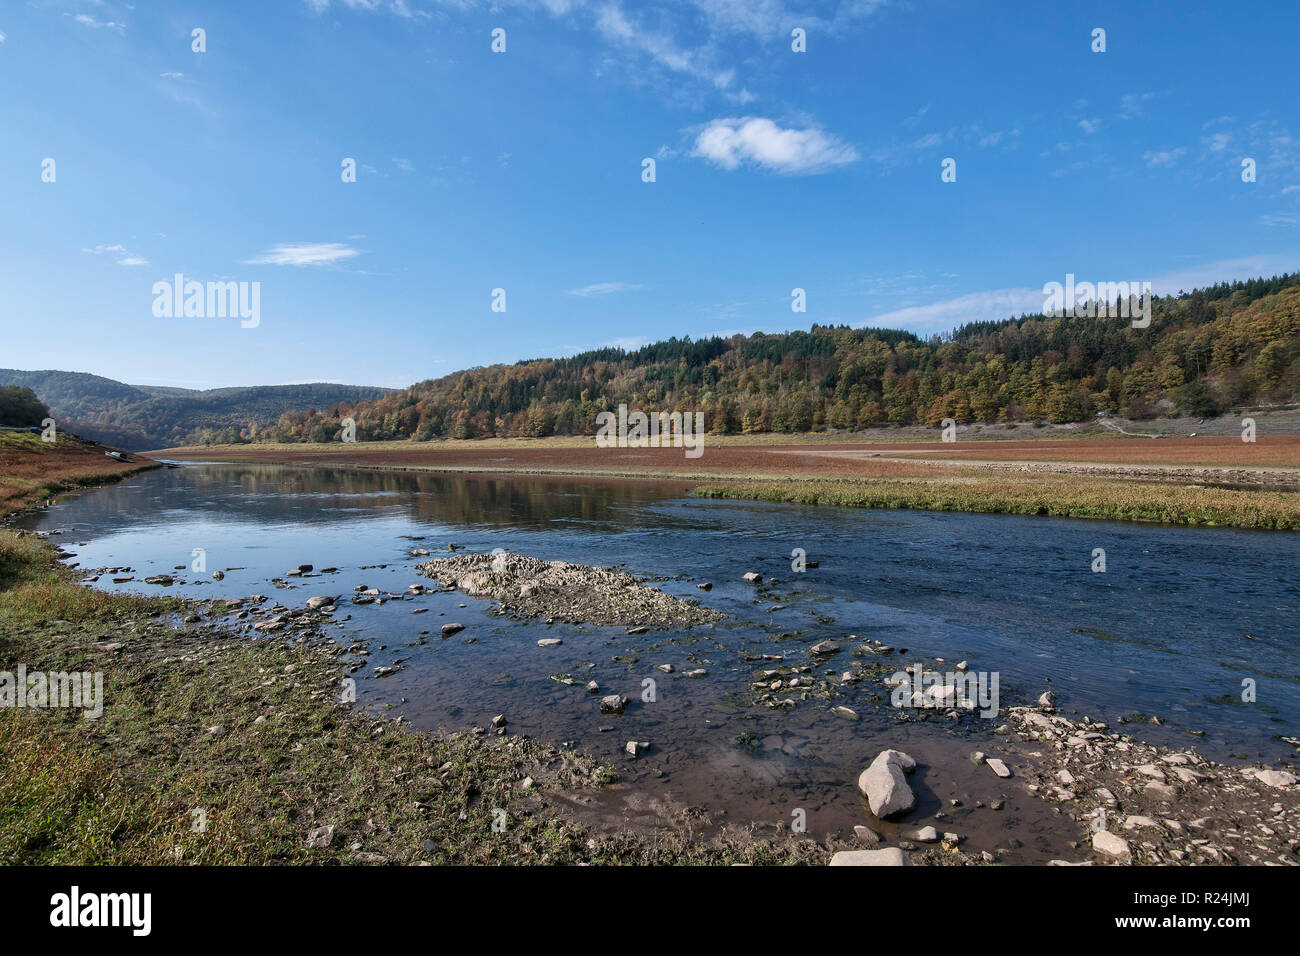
<box><xmin>857</xmin><ymin>749</ymin><xmax>917</xmax><ymax>818</ymax></box>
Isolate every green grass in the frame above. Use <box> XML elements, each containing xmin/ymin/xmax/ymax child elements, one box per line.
<box><xmin>693</xmin><ymin>475</ymin><xmax>1300</xmax><ymax>530</ymax></box>
<box><xmin>0</xmin><ymin>529</ymin><xmax>835</xmax><ymax>865</ymax></box>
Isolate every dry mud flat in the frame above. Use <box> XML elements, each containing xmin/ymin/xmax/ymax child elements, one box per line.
<box><xmin>155</xmin><ymin>433</ymin><xmax>1300</xmax><ymax>476</ymax></box>
<box><xmin>415</xmin><ymin>551</ymin><xmax>724</xmax><ymax>629</ymax></box>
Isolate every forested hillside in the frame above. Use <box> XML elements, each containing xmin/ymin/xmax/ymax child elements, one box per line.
<box><xmin>8</xmin><ymin>273</ymin><xmax>1297</xmax><ymax>446</ymax></box>
<box><xmin>264</xmin><ymin>273</ymin><xmax>1299</xmax><ymax>442</ymax></box>
<box><xmin>0</xmin><ymin>386</ymin><xmax>50</xmax><ymax>427</ymax></box>
<box><xmin>0</xmin><ymin>370</ymin><xmax>394</xmax><ymax>449</ymax></box>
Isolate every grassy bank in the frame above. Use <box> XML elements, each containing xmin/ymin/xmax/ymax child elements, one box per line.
<box><xmin>692</xmin><ymin>474</ymin><xmax>1300</xmax><ymax>529</ymax></box>
<box><xmin>0</xmin><ymin>528</ymin><xmax>829</xmax><ymax>865</ymax></box>
<box><xmin>0</xmin><ymin>430</ymin><xmax>156</xmax><ymax>516</ymax></box>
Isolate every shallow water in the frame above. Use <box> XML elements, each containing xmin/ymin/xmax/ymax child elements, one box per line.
<box><xmin>16</xmin><ymin>463</ymin><xmax>1300</xmax><ymax>858</ymax></box>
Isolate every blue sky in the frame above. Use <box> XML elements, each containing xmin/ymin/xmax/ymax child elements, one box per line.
<box><xmin>2</xmin><ymin>0</ymin><xmax>1297</xmax><ymax>390</ymax></box>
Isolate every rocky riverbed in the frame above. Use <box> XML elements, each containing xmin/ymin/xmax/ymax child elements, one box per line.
<box><xmin>1000</xmin><ymin>706</ymin><xmax>1299</xmax><ymax>865</ymax></box>
<box><xmin>831</xmin><ymin>702</ymin><xmax>1299</xmax><ymax>866</ymax></box>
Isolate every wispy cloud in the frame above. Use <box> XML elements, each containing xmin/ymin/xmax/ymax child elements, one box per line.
<box><xmin>244</xmin><ymin>242</ymin><xmax>360</xmax><ymax>266</ymax></box>
<box><xmin>302</xmin><ymin>0</ymin><xmax>423</xmax><ymax>18</ymax></box>
<box><xmin>857</xmin><ymin>255</ymin><xmax>1300</xmax><ymax>335</ymax></box>
<box><xmin>70</xmin><ymin>14</ymin><xmax>125</xmax><ymax>34</ymax></box>
<box><xmin>567</xmin><ymin>281</ymin><xmax>644</xmax><ymax>297</ymax></box>
<box><xmin>1119</xmin><ymin>91</ymin><xmax>1160</xmax><ymax>119</ymax></box>
<box><xmin>595</xmin><ymin>3</ymin><xmax>736</xmax><ymax>92</ymax></box>
<box><xmin>691</xmin><ymin>116</ymin><xmax>858</xmax><ymax>174</ymax></box>
<box><xmin>605</xmin><ymin>336</ymin><xmax>650</xmax><ymax>350</ymax></box>
<box><xmin>82</xmin><ymin>243</ymin><xmax>149</xmax><ymax>267</ymax></box>
<box><xmin>1144</xmin><ymin>147</ymin><xmax>1187</xmax><ymax>168</ymax></box>
<box><xmin>859</xmin><ymin>287</ymin><xmax>1042</xmax><ymax>335</ymax></box>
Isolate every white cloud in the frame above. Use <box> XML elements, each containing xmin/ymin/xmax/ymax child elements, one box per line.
<box><xmin>858</xmin><ymin>287</ymin><xmax>1043</xmax><ymax>335</ymax></box>
<box><xmin>1148</xmin><ymin>255</ymin><xmax>1300</xmax><ymax>293</ymax></box>
<box><xmin>1204</xmin><ymin>131</ymin><xmax>1231</xmax><ymax>152</ymax></box>
<box><xmin>692</xmin><ymin>116</ymin><xmax>858</xmax><ymax>174</ymax></box>
<box><xmin>568</xmin><ymin>281</ymin><xmax>644</xmax><ymax>296</ymax></box>
<box><xmin>595</xmin><ymin>3</ymin><xmax>736</xmax><ymax>91</ymax></box>
<box><xmin>605</xmin><ymin>336</ymin><xmax>650</xmax><ymax>350</ymax></box>
<box><xmin>245</xmin><ymin>243</ymin><xmax>360</xmax><ymax>266</ymax></box>
<box><xmin>71</xmin><ymin>14</ymin><xmax>125</xmax><ymax>34</ymax></box>
<box><xmin>857</xmin><ymin>256</ymin><xmax>1300</xmax><ymax>335</ymax></box>
<box><xmin>303</xmin><ymin>0</ymin><xmax>422</xmax><ymax>17</ymax></box>
<box><xmin>82</xmin><ymin>243</ymin><xmax>149</xmax><ymax>267</ymax></box>
<box><xmin>1119</xmin><ymin>91</ymin><xmax>1159</xmax><ymax>119</ymax></box>
<box><xmin>160</xmin><ymin>71</ymin><xmax>184</xmax><ymax>79</ymax></box>
<box><xmin>392</xmin><ymin>157</ymin><xmax>414</xmax><ymax>172</ymax></box>
<box><xmin>1143</xmin><ymin>148</ymin><xmax>1186</xmax><ymax>168</ymax></box>
<box><xmin>901</xmin><ymin>105</ymin><xmax>930</xmax><ymax>128</ymax></box>
<box><xmin>0</xmin><ymin>31</ymin><xmax>7</xmax><ymax>43</ymax></box>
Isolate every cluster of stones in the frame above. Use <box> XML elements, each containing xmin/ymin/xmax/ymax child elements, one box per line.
<box><xmin>1004</xmin><ymin>706</ymin><xmax>1299</xmax><ymax>865</ymax></box>
<box><xmin>417</xmin><ymin>551</ymin><xmax>724</xmax><ymax>628</ymax></box>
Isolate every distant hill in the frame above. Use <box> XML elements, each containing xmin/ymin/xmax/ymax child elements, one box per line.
<box><xmin>0</xmin><ymin>370</ymin><xmax>396</xmax><ymax>449</ymax></box>
<box><xmin>7</xmin><ymin>272</ymin><xmax>1297</xmax><ymax>447</ymax></box>
<box><xmin>263</xmin><ymin>272</ymin><xmax>1300</xmax><ymax>441</ymax></box>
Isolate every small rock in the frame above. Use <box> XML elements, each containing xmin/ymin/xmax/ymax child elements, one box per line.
<box><xmin>1254</xmin><ymin>769</ymin><xmax>1298</xmax><ymax>788</ymax></box>
<box><xmin>829</xmin><ymin>848</ymin><xmax>910</xmax><ymax>866</ymax></box>
<box><xmin>1092</xmin><ymin>830</ymin><xmax>1131</xmax><ymax>861</ymax></box>
<box><xmin>986</xmin><ymin>758</ymin><xmax>1012</xmax><ymax>778</ymax></box>
<box><xmin>853</xmin><ymin>825</ymin><xmax>881</xmax><ymax>844</ymax></box>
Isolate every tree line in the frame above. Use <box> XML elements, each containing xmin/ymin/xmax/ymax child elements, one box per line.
<box><xmin>198</xmin><ymin>273</ymin><xmax>1300</xmax><ymax>444</ymax></box>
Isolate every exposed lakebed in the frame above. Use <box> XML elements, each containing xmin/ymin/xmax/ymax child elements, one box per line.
<box><xmin>17</xmin><ymin>463</ymin><xmax>1299</xmax><ymax>862</ymax></box>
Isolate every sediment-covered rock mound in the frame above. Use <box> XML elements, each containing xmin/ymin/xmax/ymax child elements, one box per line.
<box><xmin>416</xmin><ymin>551</ymin><xmax>724</xmax><ymax>629</ymax></box>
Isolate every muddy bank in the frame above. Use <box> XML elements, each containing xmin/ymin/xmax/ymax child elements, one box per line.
<box><xmin>0</xmin><ymin>431</ymin><xmax>158</xmax><ymax>520</ymax></box>
<box><xmin>416</xmin><ymin>551</ymin><xmax>725</xmax><ymax>629</ymax></box>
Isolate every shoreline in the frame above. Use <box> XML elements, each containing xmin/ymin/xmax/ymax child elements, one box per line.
<box><xmin>0</xmin><ymin>431</ymin><xmax>161</xmax><ymax>520</ymax></box>
<box><xmin>150</xmin><ymin>434</ymin><xmax>1300</xmax><ymax>530</ymax></box>
<box><xmin>0</xmin><ymin>532</ymin><xmax>837</xmax><ymax>865</ymax></box>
